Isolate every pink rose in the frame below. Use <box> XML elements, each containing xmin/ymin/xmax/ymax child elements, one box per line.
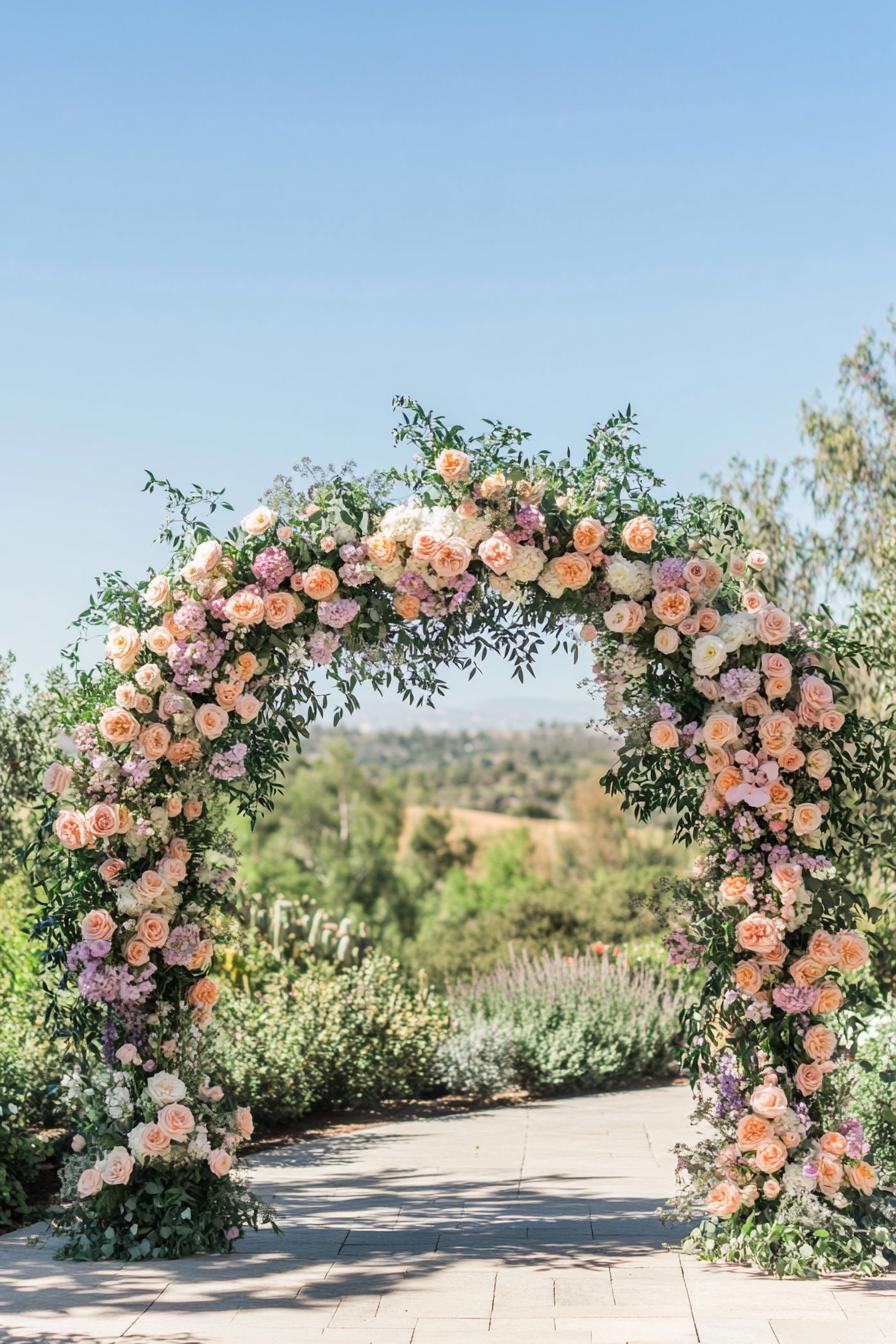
<box><xmin>794</xmin><ymin>1063</ymin><xmax>825</xmax><ymax>1096</ymax></box>
<box><xmin>208</xmin><ymin>1147</ymin><xmax>233</xmax><ymax>1177</ymax></box>
<box><xmin>54</xmin><ymin>810</ymin><xmax>89</xmax><ymax>850</ymax></box>
<box><xmin>233</xmin><ymin>1106</ymin><xmax>254</xmax><ymax>1139</ymax></box>
<box><xmin>157</xmin><ymin>1103</ymin><xmax>195</xmax><ymax>1142</ymax></box>
<box><xmin>98</xmin><ymin>858</ymin><xmax>126</xmax><ymax>884</ymax></box>
<box><xmin>97</xmin><ymin>1146</ymin><xmax>134</xmax><ymax>1185</ymax></box>
<box><xmin>81</xmin><ymin>909</ymin><xmax>116</xmax><ymax>942</ymax></box>
<box><xmin>756</xmin><ymin>605</ymin><xmax>791</xmax><ymax>645</ymax></box>
<box><xmin>77</xmin><ymin>1166</ymin><xmax>103</xmax><ymax>1198</ymax></box>
<box><xmin>84</xmin><ymin>803</ymin><xmax>119</xmax><ymax>839</ymax></box>
<box><xmin>478</xmin><ymin>533</ymin><xmax>515</xmax><ymax>574</ymax></box>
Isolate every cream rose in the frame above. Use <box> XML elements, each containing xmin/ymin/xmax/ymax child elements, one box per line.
<box><xmin>77</xmin><ymin>1166</ymin><xmax>103</xmax><ymax>1197</ymax></box>
<box><xmin>241</xmin><ymin>505</ymin><xmax>277</xmax><ymax>535</ymax></box>
<box><xmin>98</xmin><ymin>1146</ymin><xmax>134</xmax><ymax>1186</ymax></box>
<box><xmin>195</xmin><ymin>703</ymin><xmax>229</xmax><ymax>740</ymax></box>
<box><xmin>147</xmin><ymin>1071</ymin><xmax>187</xmax><ymax>1106</ymax></box>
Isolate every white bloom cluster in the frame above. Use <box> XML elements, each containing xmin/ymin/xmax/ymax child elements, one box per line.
<box><xmin>605</xmin><ymin>555</ymin><xmax>652</xmax><ymax>600</ymax></box>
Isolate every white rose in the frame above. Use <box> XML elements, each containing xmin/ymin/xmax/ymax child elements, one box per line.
<box><xmin>692</xmin><ymin>635</ymin><xmax>727</xmax><ymax>677</ymax></box>
<box><xmin>147</xmin><ymin>1071</ymin><xmax>187</xmax><ymax>1106</ymax></box>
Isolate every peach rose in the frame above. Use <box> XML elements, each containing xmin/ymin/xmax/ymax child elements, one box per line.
<box><xmin>654</xmin><ymin>627</ymin><xmax>680</xmax><ymax>655</ymax></box>
<box><xmin>794</xmin><ymin>1063</ymin><xmax>825</xmax><ymax>1096</ymax></box>
<box><xmin>236</xmin><ymin>652</ymin><xmax>258</xmax><ymax>681</ymax></box>
<box><xmin>621</xmin><ymin>515</ymin><xmax>655</xmax><ymax>553</ymax></box>
<box><xmin>394</xmin><ymin>594</ymin><xmax>420</xmax><ymax>621</ymax></box>
<box><xmin>98</xmin><ymin>1146</ymin><xmax>134</xmax><ymax>1186</ymax></box>
<box><xmin>186</xmin><ymin>977</ymin><xmax>219</xmax><ymax>1008</ymax></box>
<box><xmin>81</xmin><ymin>909</ymin><xmax>116</xmax><ymax>942</ymax></box>
<box><xmin>757</xmin><ymin>713</ymin><xmax>796</xmax><ymax>755</ymax></box>
<box><xmin>820</xmin><ymin>708</ymin><xmax>845</xmax><ymax>732</ymax></box>
<box><xmin>819</xmin><ymin>1131</ymin><xmax>848</xmax><ymax>1158</ymax></box>
<box><xmin>105</xmin><ymin>624</ymin><xmax>141</xmax><ymax>673</ymax></box>
<box><xmin>847</xmin><ymin>1160</ymin><xmax>876</xmax><ymax>1196</ymax></box>
<box><xmin>833</xmin><ymin>931</ymin><xmax>869</xmax><ymax>971</ymax></box>
<box><xmin>166</xmin><ymin>737</ymin><xmax>201</xmax><ymax>765</ymax></box>
<box><xmin>736</xmin><ymin>915</ymin><xmax>780</xmax><ymax>957</ymax></box>
<box><xmin>696</xmin><ymin>607</ymin><xmax>721</xmax><ymax>633</ymax></box>
<box><xmin>77</xmin><ymin>1166</ymin><xmax>103</xmax><ymax>1198</ymax></box>
<box><xmin>801</xmin><ymin>675</ymin><xmax>834</xmax><ymax>713</ymax></box>
<box><xmin>742</xmin><ymin>589</ymin><xmax>766</xmax><ymax>615</ymax></box>
<box><xmin>756</xmin><ymin>605</ymin><xmax>792</xmax><ymax>645</ymax></box>
<box><xmin>777</xmin><ymin>747</ymin><xmax>805</xmax><ymax>772</ymax></box>
<box><xmin>705</xmin><ymin>1180</ymin><xmax>742</xmax><ymax>1217</ymax></box>
<box><xmin>572</xmin><ymin>518</ymin><xmax>606</xmax><ymax>554</ymax></box>
<box><xmin>157</xmin><ymin>856</ymin><xmax>186</xmax><ymax>885</ymax></box>
<box><xmin>814</xmin><ymin>981</ymin><xmax>844</xmax><ymax>1015</ymax></box>
<box><xmin>189</xmin><ymin>938</ymin><xmax>214</xmax><ymax>970</ymax></box>
<box><xmin>181</xmin><ymin>538</ymin><xmax>223</xmax><ymax>582</ymax></box>
<box><xmin>367</xmin><ymin>534</ymin><xmax>397</xmax><ymax>565</ymax></box>
<box><xmin>234</xmin><ymin>694</ymin><xmax>262</xmax><ymax>722</ymax></box>
<box><xmin>603</xmin><ymin>600</ymin><xmax>646</xmax><ymax>634</ymax></box>
<box><xmin>742</xmin><ymin>693</ymin><xmax>769</xmax><ymax>718</ymax></box>
<box><xmin>789</xmin><ymin>956</ymin><xmax>826</xmax><ymax>987</ymax></box>
<box><xmin>754</xmin><ymin>1136</ymin><xmax>788</xmax><ymax>1174</ymax></box>
<box><xmin>736</xmin><ymin>1114</ymin><xmax>773</xmax><ymax>1150</ymax></box>
<box><xmin>182</xmin><ymin>801</ymin><xmax>202</xmax><ymax>824</ymax></box>
<box><xmin>803</xmin><ymin>1025</ymin><xmax>837</xmax><ymax>1061</ymax></box>
<box><xmin>816</xmin><ymin>1152</ymin><xmax>844</xmax><ymax>1197</ymax></box>
<box><xmin>135</xmin><ymin>1122</ymin><xmax>171</xmax><ymax>1157</ymax></box>
<box><xmin>241</xmin><ymin>505</ymin><xmax>276</xmax><ymax>535</ymax></box>
<box><xmin>434</xmin><ymin>448</ymin><xmax>470</xmax><ymax>482</ymax></box>
<box><xmin>734</xmin><ymin>961</ymin><xmax>764</xmax><ymax>995</ymax></box>
<box><xmin>764</xmin><ymin>676</ymin><xmax>792</xmax><ymax>702</ymax></box>
<box><xmin>476</xmin><ymin>533</ymin><xmax>514</xmax><ymax>575</ymax></box>
<box><xmin>411</xmin><ymin>529</ymin><xmax>441</xmax><ymax>561</ymax></box>
<box><xmin>763</xmin><ymin>1178</ymin><xmax>780</xmax><ymax>1199</ymax></box>
<box><xmin>771</xmin><ymin>868</ymin><xmax>802</xmax><ymax>902</ymax></box>
<box><xmin>806</xmin><ymin>930</ymin><xmax>837</xmax><ymax>966</ymax></box>
<box><xmin>223</xmin><ymin>589</ymin><xmax>265</xmax><ymax>625</ymax></box>
<box><xmin>208</xmin><ymin>1147</ymin><xmax>233</xmax><ymax>1177</ymax></box>
<box><xmin>679</xmin><ymin>616</ymin><xmax>701</xmax><ymax>637</ymax></box>
<box><xmin>303</xmin><ymin>565</ymin><xmax>340</xmax><ymax>601</ymax></box>
<box><xmin>479</xmin><ymin>471</ymin><xmax>507</xmax><ymax>499</ymax></box>
<box><xmin>649</xmin><ymin>721</ymin><xmax>679</xmax><ymax>750</ymax></box>
<box><xmin>720</xmin><ymin>875</ymin><xmax>752</xmax><ymax>906</ymax></box>
<box><xmin>144</xmin><ymin>625</ymin><xmax>174</xmax><ymax>656</ymax></box>
<box><xmin>704</xmin><ymin>712</ymin><xmax>739</xmax><ymax>748</ymax></box>
<box><xmin>264</xmin><ymin>591</ymin><xmax>300</xmax><ymax>628</ymax></box>
<box><xmin>750</xmin><ymin>1084</ymin><xmax>789</xmax><ymax>1119</ymax></box>
<box><xmin>98</xmin><ymin>707</ymin><xmax>140</xmax><ymax>745</ymax></box>
<box><xmin>145</xmin><ymin>574</ymin><xmax>171</xmax><ymax>608</ymax></box>
<box><xmin>233</xmin><ymin>1105</ymin><xmax>254</xmax><ymax>1139</ymax></box>
<box><xmin>214</xmin><ymin>681</ymin><xmax>244</xmax><ymax>710</ymax></box>
<box><xmin>431</xmin><ymin>537</ymin><xmax>472</xmax><ymax>578</ymax></box>
<box><xmin>761</xmin><ymin>652</ymin><xmax>791</xmax><ymax>677</ymax></box>
<box><xmin>550</xmin><ymin>553</ymin><xmax>593</xmax><ymax>590</ymax></box>
<box><xmin>711</xmin><ymin>767</ymin><xmax>741</xmax><ymax>800</ymax></box>
<box><xmin>83</xmin><ymin>803</ymin><xmax>118</xmax><ymax>839</ymax></box>
<box><xmin>43</xmin><ymin>761</ymin><xmax>73</xmax><ymax>795</ymax></box>
<box><xmin>652</xmin><ymin>588</ymin><xmax>692</xmax><ymax>625</ymax></box>
<box><xmin>792</xmin><ymin>802</ymin><xmax>823</xmax><ymax>837</ymax></box>
<box><xmin>99</xmin><ymin>857</ymin><xmax>126</xmax><ymax>883</ymax></box>
<box><xmin>135</xmin><ymin>663</ymin><xmax>162</xmax><ymax>693</ymax></box>
<box><xmin>157</xmin><ymin>1103</ymin><xmax>195</xmax><ymax>1142</ymax></box>
<box><xmin>195</xmin><ymin>703</ymin><xmax>229</xmax><ymax>740</ymax></box>
<box><xmin>139</xmin><ymin>723</ymin><xmax>171</xmax><ymax>761</ymax></box>
<box><xmin>137</xmin><ymin>912</ymin><xmax>169</xmax><ymax>948</ymax></box>
<box><xmin>134</xmin><ymin>870</ymin><xmax>169</xmax><ymax>903</ymax></box>
<box><xmin>125</xmin><ymin>937</ymin><xmax>150</xmax><ymax>966</ymax></box>
<box><xmin>806</xmin><ymin>748</ymin><xmax>832</xmax><ymax>779</ymax></box>
<box><xmin>747</xmin><ymin>548</ymin><xmax>768</xmax><ymax>570</ymax></box>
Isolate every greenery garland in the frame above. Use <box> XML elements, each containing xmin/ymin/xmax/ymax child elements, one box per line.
<box><xmin>33</xmin><ymin>399</ymin><xmax>896</xmax><ymax>1270</ymax></box>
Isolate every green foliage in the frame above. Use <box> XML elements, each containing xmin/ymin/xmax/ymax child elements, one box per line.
<box><xmin>54</xmin><ymin>1158</ymin><xmax>274</xmax><ymax>1261</ymax></box>
<box><xmin>0</xmin><ymin>1101</ymin><xmax>46</xmax><ymax>1230</ymax></box>
<box><xmin>852</xmin><ymin>1004</ymin><xmax>896</xmax><ymax>1181</ymax></box>
<box><xmin>213</xmin><ymin>953</ymin><xmax>448</xmax><ymax>1124</ymax></box>
<box><xmin>445</xmin><ymin>947</ymin><xmax>688</xmax><ymax>1097</ymax></box>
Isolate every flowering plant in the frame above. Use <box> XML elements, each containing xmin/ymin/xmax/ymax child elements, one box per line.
<box><xmin>33</xmin><ymin>400</ymin><xmax>894</xmax><ymax>1269</ymax></box>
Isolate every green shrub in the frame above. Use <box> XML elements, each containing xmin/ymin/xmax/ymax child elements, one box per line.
<box><xmin>0</xmin><ymin>1100</ymin><xmax>46</xmax><ymax>1229</ymax></box>
<box><xmin>214</xmin><ymin>952</ymin><xmax>448</xmax><ymax>1125</ymax></box>
<box><xmin>436</xmin><ymin>1012</ymin><xmax>515</xmax><ymax>1097</ymax></box>
<box><xmin>852</xmin><ymin>1002</ymin><xmax>896</xmax><ymax>1180</ymax></box>
<box><xmin>446</xmin><ymin>947</ymin><xmax>687</xmax><ymax>1096</ymax></box>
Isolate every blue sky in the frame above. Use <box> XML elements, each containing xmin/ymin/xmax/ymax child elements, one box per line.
<box><xmin>2</xmin><ymin>2</ymin><xmax>894</xmax><ymax>722</ymax></box>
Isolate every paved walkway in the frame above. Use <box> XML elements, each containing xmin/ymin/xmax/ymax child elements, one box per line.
<box><xmin>2</xmin><ymin>1083</ymin><xmax>896</xmax><ymax>1343</ymax></box>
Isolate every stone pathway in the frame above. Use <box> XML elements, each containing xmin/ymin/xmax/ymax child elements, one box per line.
<box><xmin>2</xmin><ymin>1083</ymin><xmax>895</xmax><ymax>1343</ymax></box>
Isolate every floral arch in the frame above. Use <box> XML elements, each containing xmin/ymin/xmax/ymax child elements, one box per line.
<box><xmin>35</xmin><ymin>399</ymin><xmax>895</xmax><ymax>1273</ymax></box>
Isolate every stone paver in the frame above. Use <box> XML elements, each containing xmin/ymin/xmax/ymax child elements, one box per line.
<box><xmin>1</xmin><ymin>1082</ymin><xmax>895</xmax><ymax>1342</ymax></box>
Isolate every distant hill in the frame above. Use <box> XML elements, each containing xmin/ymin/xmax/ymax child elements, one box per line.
<box><xmin>306</xmin><ymin>722</ymin><xmax>616</xmax><ymax>819</ymax></box>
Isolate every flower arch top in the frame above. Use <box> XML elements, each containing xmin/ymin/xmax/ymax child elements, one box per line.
<box><xmin>36</xmin><ymin>399</ymin><xmax>893</xmax><ymax>1270</ymax></box>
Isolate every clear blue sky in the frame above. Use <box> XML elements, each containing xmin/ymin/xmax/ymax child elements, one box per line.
<box><xmin>2</xmin><ymin>2</ymin><xmax>894</xmax><ymax>721</ymax></box>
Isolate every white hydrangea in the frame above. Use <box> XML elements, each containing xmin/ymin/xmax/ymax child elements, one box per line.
<box><xmin>453</xmin><ymin>513</ymin><xmax>490</xmax><ymax>547</ymax></box>
<box><xmin>489</xmin><ymin>574</ymin><xmax>526</xmax><ymax>604</ymax></box>
<box><xmin>379</xmin><ymin>504</ymin><xmax>425</xmax><ymax>545</ymax></box>
<box><xmin>537</xmin><ymin>569</ymin><xmax>566</xmax><ymax>599</ymax></box>
<box><xmin>188</xmin><ymin>1123</ymin><xmax>211</xmax><ymax>1159</ymax></box>
<box><xmin>105</xmin><ymin>1079</ymin><xmax>133</xmax><ymax>1121</ymax></box>
<box><xmin>332</xmin><ymin>520</ymin><xmax>358</xmax><ymax>545</ymax></box>
<box><xmin>605</xmin><ymin>555</ymin><xmax>652</xmax><ymax>600</ymax></box>
<box><xmin>370</xmin><ymin>559</ymin><xmax>403</xmax><ymax>588</ymax></box>
<box><xmin>506</xmin><ymin>545</ymin><xmax>547</xmax><ymax>582</ymax></box>
<box><xmin>116</xmin><ymin>883</ymin><xmax>142</xmax><ymax>917</ymax></box>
